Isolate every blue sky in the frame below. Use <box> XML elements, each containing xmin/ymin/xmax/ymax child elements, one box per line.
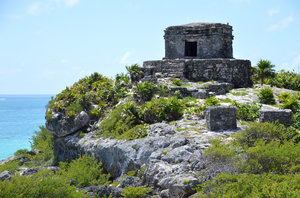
<box><xmin>0</xmin><ymin>0</ymin><xmax>299</xmax><ymax>94</ymax></box>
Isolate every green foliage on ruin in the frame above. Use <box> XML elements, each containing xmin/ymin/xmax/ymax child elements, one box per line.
<box><xmin>121</xmin><ymin>186</ymin><xmax>151</xmax><ymax>198</ymax></box>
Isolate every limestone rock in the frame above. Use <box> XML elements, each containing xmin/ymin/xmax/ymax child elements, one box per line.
<box><xmin>0</xmin><ymin>170</ymin><xmax>12</xmax><ymax>181</ymax></box>
<box><xmin>147</xmin><ymin>123</ymin><xmax>176</xmax><ymax>137</ymax></box>
<box><xmin>119</xmin><ymin>176</ymin><xmax>142</xmax><ymax>188</ymax></box>
<box><xmin>259</xmin><ymin>109</ymin><xmax>292</xmax><ymax>127</ymax></box>
<box><xmin>46</xmin><ymin>111</ymin><xmax>90</xmax><ymax>137</ymax></box>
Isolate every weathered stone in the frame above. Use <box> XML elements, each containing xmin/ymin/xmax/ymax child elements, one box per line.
<box><xmin>147</xmin><ymin>123</ymin><xmax>177</xmax><ymax>137</ymax></box>
<box><xmin>203</xmin><ymin>82</ymin><xmax>233</xmax><ymax>95</ymax></box>
<box><xmin>21</xmin><ymin>168</ymin><xmax>38</xmax><ymax>176</ymax></box>
<box><xmin>259</xmin><ymin>109</ymin><xmax>292</xmax><ymax>127</ymax></box>
<box><xmin>46</xmin><ymin>111</ymin><xmax>90</xmax><ymax>137</ymax></box>
<box><xmin>205</xmin><ymin>106</ymin><xmax>237</xmax><ymax>131</ymax></box>
<box><xmin>164</xmin><ymin>23</ymin><xmax>233</xmax><ymax>59</ymax></box>
<box><xmin>84</xmin><ymin>185</ymin><xmax>123</xmax><ymax>198</ymax></box>
<box><xmin>143</xmin><ymin>59</ymin><xmax>252</xmax><ymax>88</ymax></box>
<box><xmin>119</xmin><ymin>176</ymin><xmax>142</xmax><ymax>188</ymax></box>
<box><xmin>0</xmin><ymin>170</ymin><xmax>12</xmax><ymax>181</ymax></box>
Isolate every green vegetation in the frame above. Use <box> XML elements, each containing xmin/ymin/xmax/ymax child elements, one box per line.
<box><xmin>121</xmin><ymin>187</ymin><xmax>151</xmax><ymax>198</ymax></box>
<box><xmin>204</xmin><ymin>96</ymin><xmax>220</xmax><ymax>107</ymax></box>
<box><xmin>254</xmin><ymin>59</ymin><xmax>275</xmax><ymax>86</ymax></box>
<box><xmin>136</xmin><ymin>81</ymin><xmax>159</xmax><ymax>102</ymax></box>
<box><xmin>198</xmin><ymin>121</ymin><xmax>300</xmax><ymax>197</ymax></box>
<box><xmin>47</xmin><ymin>72</ymin><xmax>123</xmax><ymax>120</ymax></box>
<box><xmin>258</xmin><ymin>88</ymin><xmax>276</xmax><ymax>104</ymax></box>
<box><xmin>267</xmin><ymin>69</ymin><xmax>300</xmax><ymax>91</ymax></box>
<box><xmin>59</xmin><ymin>155</ymin><xmax>110</xmax><ymax>186</ymax></box>
<box><xmin>229</xmin><ymin>91</ymin><xmax>248</xmax><ymax>96</ymax></box>
<box><xmin>231</xmin><ymin>101</ymin><xmax>261</xmax><ymax>121</ymax></box>
<box><xmin>0</xmin><ymin>170</ymin><xmax>88</xmax><ymax>198</ymax></box>
<box><xmin>172</xmin><ymin>78</ymin><xmax>182</xmax><ymax>86</ymax></box>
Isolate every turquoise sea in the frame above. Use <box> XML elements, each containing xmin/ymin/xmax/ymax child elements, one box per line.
<box><xmin>0</xmin><ymin>95</ymin><xmax>52</xmax><ymax>160</ymax></box>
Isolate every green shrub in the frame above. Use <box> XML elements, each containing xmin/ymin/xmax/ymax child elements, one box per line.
<box><xmin>203</xmin><ymin>138</ymin><xmax>236</xmax><ymax>161</ymax></box>
<box><xmin>277</xmin><ymin>92</ymin><xmax>291</xmax><ymax>103</ymax></box>
<box><xmin>59</xmin><ymin>155</ymin><xmax>110</xmax><ymax>187</ymax></box>
<box><xmin>291</xmin><ymin>112</ymin><xmax>300</xmax><ymax>130</ymax></box>
<box><xmin>234</xmin><ymin>122</ymin><xmax>293</xmax><ymax>148</ymax></box>
<box><xmin>0</xmin><ymin>170</ymin><xmax>88</xmax><ymax>198</ymax></box>
<box><xmin>174</xmin><ymin>90</ymin><xmax>183</xmax><ymax>99</ymax></box>
<box><xmin>204</xmin><ymin>96</ymin><xmax>220</xmax><ymax>107</ymax></box>
<box><xmin>231</xmin><ymin>101</ymin><xmax>261</xmax><ymax>121</ymax></box>
<box><xmin>0</xmin><ymin>160</ymin><xmax>20</xmax><ymax>174</ymax></box>
<box><xmin>280</xmin><ymin>97</ymin><xmax>299</xmax><ymax>113</ymax></box>
<box><xmin>267</xmin><ymin>69</ymin><xmax>300</xmax><ymax>91</ymax></box>
<box><xmin>141</xmin><ymin>97</ymin><xmax>183</xmax><ymax>123</ymax></box>
<box><xmin>115</xmin><ymin>73</ymin><xmax>130</xmax><ymax>85</ymax></box>
<box><xmin>258</xmin><ymin>88</ymin><xmax>276</xmax><ymax>104</ymax></box>
<box><xmin>196</xmin><ymin>172</ymin><xmax>300</xmax><ymax>198</ymax></box>
<box><xmin>119</xmin><ymin>124</ymin><xmax>148</xmax><ymax>140</ymax></box>
<box><xmin>30</xmin><ymin>126</ymin><xmax>54</xmax><ymax>162</ymax></box>
<box><xmin>121</xmin><ymin>187</ymin><xmax>151</xmax><ymax>198</ymax></box>
<box><xmin>126</xmin><ymin>64</ymin><xmax>144</xmax><ymax>83</ymax></box>
<box><xmin>47</xmin><ymin>72</ymin><xmax>120</xmax><ymax>120</ymax></box>
<box><xmin>172</xmin><ymin>78</ymin><xmax>182</xmax><ymax>86</ymax></box>
<box><xmin>242</xmin><ymin>139</ymin><xmax>299</xmax><ymax>174</ymax></box>
<box><xmin>14</xmin><ymin>148</ymin><xmax>28</xmax><ymax>156</ymax></box>
<box><xmin>136</xmin><ymin>81</ymin><xmax>158</xmax><ymax>102</ymax></box>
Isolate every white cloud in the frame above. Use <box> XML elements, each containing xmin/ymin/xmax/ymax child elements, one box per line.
<box><xmin>61</xmin><ymin>58</ymin><xmax>69</xmax><ymax>63</ymax></box>
<box><xmin>267</xmin><ymin>8</ymin><xmax>279</xmax><ymax>16</ymax></box>
<box><xmin>27</xmin><ymin>2</ymin><xmax>42</xmax><ymax>15</ymax></box>
<box><xmin>65</xmin><ymin>0</ymin><xmax>80</xmax><ymax>7</ymax></box>
<box><xmin>119</xmin><ymin>51</ymin><xmax>133</xmax><ymax>64</ymax></box>
<box><xmin>266</xmin><ymin>15</ymin><xmax>294</xmax><ymax>32</ymax></box>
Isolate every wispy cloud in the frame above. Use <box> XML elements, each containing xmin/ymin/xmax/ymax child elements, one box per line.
<box><xmin>65</xmin><ymin>0</ymin><xmax>80</xmax><ymax>7</ymax></box>
<box><xmin>267</xmin><ymin>8</ymin><xmax>279</xmax><ymax>16</ymax></box>
<box><xmin>27</xmin><ymin>0</ymin><xmax>80</xmax><ymax>16</ymax></box>
<box><xmin>61</xmin><ymin>58</ymin><xmax>69</xmax><ymax>63</ymax></box>
<box><xmin>119</xmin><ymin>51</ymin><xmax>133</xmax><ymax>64</ymax></box>
<box><xmin>266</xmin><ymin>15</ymin><xmax>294</xmax><ymax>32</ymax></box>
<box><xmin>27</xmin><ymin>2</ymin><xmax>42</xmax><ymax>15</ymax></box>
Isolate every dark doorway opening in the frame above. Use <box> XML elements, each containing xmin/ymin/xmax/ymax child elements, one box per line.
<box><xmin>185</xmin><ymin>41</ymin><xmax>197</xmax><ymax>57</ymax></box>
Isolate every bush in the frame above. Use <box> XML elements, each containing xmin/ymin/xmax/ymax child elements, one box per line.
<box><xmin>0</xmin><ymin>170</ymin><xmax>88</xmax><ymax>198</ymax></box>
<box><xmin>204</xmin><ymin>96</ymin><xmax>220</xmax><ymax>107</ymax></box>
<box><xmin>141</xmin><ymin>97</ymin><xmax>184</xmax><ymax>123</ymax></box>
<box><xmin>136</xmin><ymin>81</ymin><xmax>158</xmax><ymax>102</ymax></box>
<box><xmin>121</xmin><ymin>187</ymin><xmax>151</xmax><ymax>198</ymax></box>
<box><xmin>203</xmin><ymin>138</ymin><xmax>236</xmax><ymax>161</ymax></box>
<box><xmin>234</xmin><ymin>122</ymin><xmax>293</xmax><ymax>148</ymax></box>
<box><xmin>59</xmin><ymin>155</ymin><xmax>110</xmax><ymax>187</ymax></box>
<box><xmin>47</xmin><ymin>73</ymin><xmax>121</xmax><ymax>121</ymax></box>
<box><xmin>196</xmin><ymin>172</ymin><xmax>300</xmax><ymax>198</ymax></box>
<box><xmin>267</xmin><ymin>69</ymin><xmax>300</xmax><ymax>91</ymax></box>
<box><xmin>280</xmin><ymin>97</ymin><xmax>299</xmax><ymax>113</ymax></box>
<box><xmin>277</xmin><ymin>92</ymin><xmax>290</xmax><ymax>103</ymax></box>
<box><xmin>258</xmin><ymin>88</ymin><xmax>275</xmax><ymax>104</ymax></box>
<box><xmin>231</xmin><ymin>101</ymin><xmax>261</xmax><ymax>121</ymax></box>
<box><xmin>242</xmin><ymin>139</ymin><xmax>299</xmax><ymax>174</ymax></box>
<box><xmin>30</xmin><ymin>126</ymin><xmax>54</xmax><ymax>162</ymax></box>
<box><xmin>172</xmin><ymin>78</ymin><xmax>182</xmax><ymax>86</ymax></box>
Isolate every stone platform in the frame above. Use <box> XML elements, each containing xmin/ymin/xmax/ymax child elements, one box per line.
<box><xmin>143</xmin><ymin>58</ymin><xmax>252</xmax><ymax>88</ymax></box>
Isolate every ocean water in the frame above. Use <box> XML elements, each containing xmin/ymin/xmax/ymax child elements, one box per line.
<box><xmin>0</xmin><ymin>95</ymin><xmax>52</xmax><ymax>160</ymax></box>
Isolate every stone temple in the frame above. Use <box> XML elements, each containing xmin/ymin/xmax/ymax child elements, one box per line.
<box><xmin>143</xmin><ymin>23</ymin><xmax>252</xmax><ymax>88</ymax></box>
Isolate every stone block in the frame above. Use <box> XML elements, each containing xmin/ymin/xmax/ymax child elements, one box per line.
<box><xmin>205</xmin><ymin>106</ymin><xmax>237</xmax><ymax>131</ymax></box>
<box><xmin>259</xmin><ymin>109</ymin><xmax>292</xmax><ymax>127</ymax></box>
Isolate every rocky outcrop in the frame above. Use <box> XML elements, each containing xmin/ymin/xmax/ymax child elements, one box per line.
<box><xmin>0</xmin><ymin>171</ymin><xmax>12</xmax><ymax>181</ymax></box>
<box><xmin>50</xmin><ymin>121</ymin><xmax>236</xmax><ymax>197</ymax></box>
<box><xmin>46</xmin><ymin>111</ymin><xmax>90</xmax><ymax>137</ymax></box>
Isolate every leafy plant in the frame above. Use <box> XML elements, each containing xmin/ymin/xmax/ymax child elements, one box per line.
<box><xmin>59</xmin><ymin>155</ymin><xmax>110</xmax><ymax>186</ymax></box>
<box><xmin>280</xmin><ymin>97</ymin><xmax>299</xmax><ymax>113</ymax></box>
<box><xmin>203</xmin><ymin>138</ymin><xmax>235</xmax><ymax>161</ymax></box>
<box><xmin>258</xmin><ymin>88</ymin><xmax>276</xmax><ymax>104</ymax></box>
<box><xmin>121</xmin><ymin>187</ymin><xmax>151</xmax><ymax>198</ymax></box>
<box><xmin>204</xmin><ymin>96</ymin><xmax>220</xmax><ymax>107</ymax></box>
<box><xmin>266</xmin><ymin>69</ymin><xmax>300</xmax><ymax>91</ymax></box>
<box><xmin>136</xmin><ymin>81</ymin><xmax>158</xmax><ymax>102</ymax></box>
<box><xmin>0</xmin><ymin>170</ymin><xmax>88</xmax><ymax>198</ymax></box>
<box><xmin>172</xmin><ymin>78</ymin><xmax>182</xmax><ymax>86</ymax></box>
<box><xmin>141</xmin><ymin>97</ymin><xmax>184</xmax><ymax>123</ymax></box>
<box><xmin>231</xmin><ymin>101</ymin><xmax>261</xmax><ymax>121</ymax></box>
<box><xmin>255</xmin><ymin>59</ymin><xmax>275</xmax><ymax>86</ymax></box>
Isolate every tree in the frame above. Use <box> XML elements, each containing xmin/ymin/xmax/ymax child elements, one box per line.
<box><xmin>256</xmin><ymin>59</ymin><xmax>275</xmax><ymax>86</ymax></box>
<box><xmin>126</xmin><ymin>64</ymin><xmax>145</xmax><ymax>102</ymax></box>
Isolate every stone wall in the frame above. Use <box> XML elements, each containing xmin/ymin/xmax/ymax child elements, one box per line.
<box><xmin>143</xmin><ymin>58</ymin><xmax>252</xmax><ymax>88</ymax></box>
<box><xmin>164</xmin><ymin>23</ymin><xmax>233</xmax><ymax>59</ymax></box>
